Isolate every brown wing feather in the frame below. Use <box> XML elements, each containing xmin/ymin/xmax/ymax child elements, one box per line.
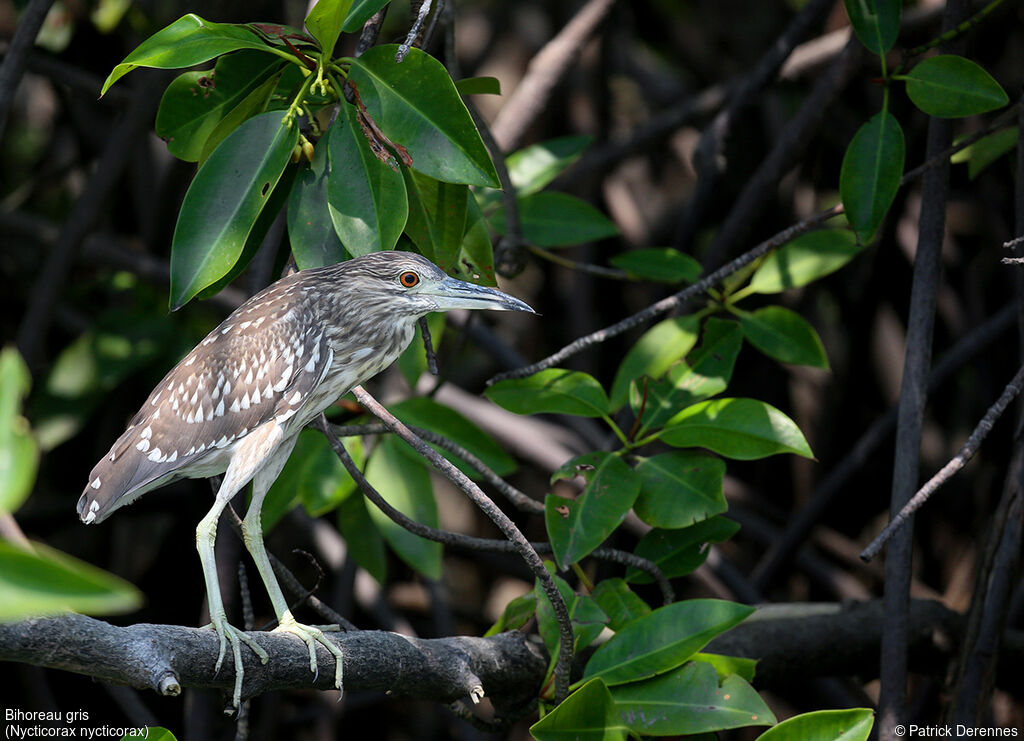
<box><xmin>78</xmin><ymin>276</ymin><xmax>334</xmax><ymax>524</ymax></box>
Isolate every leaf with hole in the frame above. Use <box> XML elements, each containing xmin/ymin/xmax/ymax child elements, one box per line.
<box><xmin>660</xmin><ymin>398</ymin><xmax>814</xmax><ymax>460</ymax></box>
<box><xmin>327</xmin><ymin>102</ymin><xmax>408</xmax><ymax>257</ymax></box>
<box><xmin>547</xmin><ymin>452</ymin><xmax>641</xmax><ymax>569</ymax></box>
<box><xmin>903</xmin><ymin>55</ymin><xmax>1008</xmax><ymax>118</ymax></box>
<box><xmin>582</xmin><ymin>599</ymin><xmax>754</xmax><ymax>685</ymax></box>
<box><xmin>169</xmin><ymin>111</ymin><xmax>297</xmax><ymax>308</ymax></box>
<box><xmin>840</xmin><ymin>112</ymin><xmax>904</xmax><ymax>240</ymax></box>
<box><xmin>347</xmin><ymin>45</ymin><xmax>498</xmax><ymax>186</ymax></box>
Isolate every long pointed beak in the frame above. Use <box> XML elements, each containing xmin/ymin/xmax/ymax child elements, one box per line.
<box><xmin>426</xmin><ymin>277</ymin><xmax>536</xmax><ymax>313</ymax></box>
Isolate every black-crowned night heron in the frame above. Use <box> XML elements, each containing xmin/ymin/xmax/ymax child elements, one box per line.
<box><xmin>77</xmin><ymin>251</ymin><xmax>534</xmax><ymax>706</ymax></box>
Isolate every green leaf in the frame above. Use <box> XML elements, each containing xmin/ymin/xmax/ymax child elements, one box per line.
<box><xmin>450</xmin><ymin>194</ymin><xmax>498</xmax><ymax>287</ymax></box>
<box><xmin>390</xmin><ymin>397</ymin><xmax>516</xmax><ymax>477</ymax></box>
<box><xmin>843</xmin><ymin>0</ymin><xmax>900</xmax><ymax>54</ymax></box>
<box><xmin>123</xmin><ymin>730</ymin><xmax>177</xmax><ymax>741</ymax></box>
<box><xmin>101</xmin><ymin>14</ymin><xmax>271</xmax><ymax>95</ymax></box>
<box><xmin>486</xmin><ymin>369</ymin><xmax>610</xmax><ymax>418</ymax></box>
<box><xmin>505</xmin><ymin>135</ymin><xmax>592</xmax><ymax>197</ymax></box>
<box><xmin>364</xmin><ymin>437</ymin><xmax>442</xmax><ymax>579</ymax></box>
<box><xmin>626</xmin><ymin>517</ymin><xmax>740</xmax><ymax>584</ymax></box>
<box><xmin>402</xmin><ymin>169</ymin><xmax>468</xmax><ymax>270</ymax></box>
<box><xmin>756</xmin><ymin>708</ymin><xmax>874</xmax><ymax>741</ymax></box>
<box><xmin>547</xmin><ymin>453</ymin><xmax>641</xmax><ymax>569</ymax></box>
<box><xmin>582</xmin><ymin>599</ymin><xmax>754</xmax><ymax>686</ymax></box>
<box><xmin>750</xmin><ymin>229</ymin><xmax>863</xmax><ymax>293</ymax></box>
<box><xmin>306</xmin><ymin>0</ymin><xmax>355</xmax><ymax>56</ymax></box>
<box><xmin>591</xmin><ymin>578</ymin><xmax>650</xmax><ymax>632</ymax></box>
<box><xmin>337</xmin><ymin>492</ymin><xmax>388</xmax><ymax>583</ymax></box>
<box><xmin>170</xmin><ymin>110</ymin><xmax>298</xmax><ymax>309</ymax></box>
<box><xmin>610</xmin><ymin>314</ymin><xmax>700</xmax><ymax>412</ymax></box>
<box><xmin>660</xmin><ymin>398</ymin><xmax>814</xmax><ymax>460</ymax></box>
<box><xmin>840</xmin><ymin>111</ymin><xmax>904</xmax><ymax>240</ymax></box>
<box><xmin>327</xmin><ymin>102</ymin><xmax>408</xmax><ymax>257</ymax></box>
<box><xmin>903</xmin><ymin>55</ymin><xmax>1008</xmax><ymax>118</ymax></box>
<box><xmin>288</xmin><ymin>139</ymin><xmax>349</xmax><ymax>269</ymax></box>
<box><xmin>951</xmin><ymin>127</ymin><xmax>1018</xmax><ymax>180</ymax></box>
<box><xmin>609</xmin><ymin>248</ymin><xmax>702</xmax><ymax>283</ymax></box>
<box><xmin>737</xmin><ymin>306</ymin><xmax>829</xmax><ymax>369</ymax></box>
<box><xmin>262</xmin><ymin>429</ymin><xmax>360</xmax><ymax>531</ymax></box>
<box><xmin>633</xmin><ymin>452</ymin><xmax>727</xmax><ymax>529</ymax></box>
<box><xmin>612</xmin><ymin>662</ymin><xmax>775</xmax><ymax>735</ymax></box>
<box><xmin>632</xmin><ymin>318</ymin><xmax>742</xmax><ymax>434</ymax></box>
<box><xmin>490</xmin><ymin>191</ymin><xmax>619</xmax><ymax>247</ymax></box>
<box><xmin>535</xmin><ymin>571</ymin><xmax>609</xmax><ymax>673</ymax></box>
<box><xmin>342</xmin><ymin>0</ymin><xmax>393</xmax><ymax>33</ymax></box>
<box><xmin>484</xmin><ymin>591</ymin><xmax>536</xmax><ymax>637</ymax></box>
<box><xmin>454</xmin><ymin>76</ymin><xmax>501</xmax><ymax>96</ymax></box>
<box><xmin>692</xmin><ymin>652</ymin><xmax>758</xmax><ymax>682</ymax></box>
<box><xmin>0</xmin><ymin>541</ymin><xmax>142</xmax><ymax>621</ymax></box>
<box><xmin>530</xmin><ymin>678</ymin><xmax>630</xmax><ymax>741</ymax></box>
<box><xmin>198</xmin><ymin>69</ymin><xmax>284</xmax><ymax>164</ymax></box>
<box><xmin>347</xmin><ymin>45</ymin><xmax>498</xmax><ymax>186</ymax></box>
<box><xmin>155</xmin><ymin>51</ymin><xmax>283</xmax><ymax>162</ymax></box>
<box><xmin>0</xmin><ymin>348</ymin><xmax>37</xmax><ymax>514</ymax></box>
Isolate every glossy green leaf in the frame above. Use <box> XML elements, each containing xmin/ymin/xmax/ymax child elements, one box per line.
<box><xmin>506</xmin><ymin>135</ymin><xmax>592</xmax><ymax>196</ymax></box>
<box><xmin>632</xmin><ymin>318</ymin><xmax>741</xmax><ymax>434</ymax></box>
<box><xmin>455</xmin><ymin>76</ymin><xmax>501</xmax><ymax>96</ymax></box>
<box><xmin>737</xmin><ymin>306</ymin><xmax>829</xmax><ymax>369</ymax></box>
<box><xmin>660</xmin><ymin>398</ymin><xmax>814</xmax><ymax>460</ymax></box>
<box><xmin>327</xmin><ymin>102</ymin><xmax>408</xmax><ymax>257</ymax></box>
<box><xmin>0</xmin><ymin>541</ymin><xmax>142</xmax><ymax>621</ymax></box>
<box><xmin>610</xmin><ymin>314</ymin><xmax>700</xmax><ymax>412</ymax></box>
<box><xmin>170</xmin><ymin>110</ymin><xmax>298</xmax><ymax>309</ymax></box>
<box><xmin>692</xmin><ymin>652</ymin><xmax>758</xmax><ymax>682</ymax></box>
<box><xmin>547</xmin><ymin>452</ymin><xmax>641</xmax><ymax>569</ymax></box>
<box><xmin>347</xmin><ymin>45</ymin><xmax>498</xmax><ymax>186</ymax></box>
<box><xmin>750</xmin><ymin>229</ymin><xmax>862</xmax><ymax>293</ymax></box>
<box><xmin>840</xmin><ymin>111</ymin><xmax>904</xmax><ymax>240</ymax></box>
<box><xmin>337</xmin><ymin>492</ymin><xmax>388</xmax><ymax>583</ymax></box>
<box><xmin>263</xmin><ymin>429</ymin><xmax>360</xmax><ymax>531</ymax></box>
<box><xmin>402</xmin><ymin>169</ymin><xmax>468</xmax><ymax>269</ymax></box>
<box><xmin>288</xmin><ymin>139</ymin><xmax>349</xmax><ymax>269</ymax></box>
<box><xmin>101</xmin><ymin>14</ymin><xmax>271</xmax><ymax>95</ymax></box>
<box><xmin>609</xmin><ymin>248</ymin><xmax>702</xmax><ymax>284</ymax></box>
<box><xmin>450</xmin><ymin>194</ymin><xmax>498</xmax><ymax>286</ymax></box>
<box><xmin>591</xmin><ymin>578</ymin><xmax>650</xmax><ymax>632</ymax></box>
<box><xmin>486</xmin><ymin>369</ymin><xmax>610</xmax><ymax>418</ymax></box>
<box><xmin>342</xmin><ymin>0</ymin><xmax>393</xmax><ymax>33</ymax></box>
<box><xmin>951</xmin><ymin>127</ymin><xmax>1018</xmax><ymax>180</ymax></box>
<box><xmin>306</xmin><ymin>0</ymin><xmax>354</xmax><ymax>56</ymax></box>
<box><xmin>124</xmin><ymin>730</ymin><xmax>176</xmax><ymax>741</ymax></box>
<box><xmin>390</xmin><ymin>396</ymin><xmax>516</xmax><ymax>477</ymax></box>
<box><xmin>582</xmin><ymin>599</ymin><xmax>754</xmax><ymax>686</ymax></box>
<box><xmin>155</xmin><ymin>51</ymin><xmax>283</xmax><ymax>162</ymax></box>
<box><xmin>904</xmin><ymin>55</ymin><xmax>1008</xmax><ymax>118</ymax></box>
<box><xmin>490</xmin><ymin>191</ymin><xmax>619</xmax><ymax>247</ymax></box>
<box><xmin>484</xmin><ymin>591</ymin><xmax>536</xmax><ymax>637</ymax></box>
<box><xmin>633</xmin><ymin>451</ymin><xmax>727</xmax><ymax>529</ymax></box>
<box><xmin>627</xmin><ymin>517</ymin><xmax>740</xmax><ymax>584</ymax></box>
<box><xmin>756</xmin><ymin>708</ymin><xmax>874</xmax><ymax>741</ymax></box>
<box><xmin>612</xmin><ymin>661</ymin><xmax>775</xmax><ymax>735</ymax></box>
<box><xmin>198</xmin><ymin>69</ymin><xmax>283</xmax><ymax>164</ymax></box>
<box><xmin>843</xmin><ymin>0</ymin><xmax>900</xmax><ymax>54</ymax></box>
<box><xmin>530</xmin><ymin>678</ymin><xmax>629</xmax><ymax>741</ymax></box>
<box><xmin>364</xmin><ymin>437</ymin><xmax>442</xmax><ymax>579</ymax></box>
<box><xmin>536</xmin><ymin>571</ymin><xmax>609</xmax><ymax>674</ymax></box>
<box><xmin>0</xmin><ymin>348</ymin><xmax>37</xmax><ymax>513</ymax></box>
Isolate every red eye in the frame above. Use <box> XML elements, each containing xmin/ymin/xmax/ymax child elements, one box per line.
<box><xmin>399</xmin><ymin>271</ymin><xmax>420</xmax><ymax>288</ymax></box>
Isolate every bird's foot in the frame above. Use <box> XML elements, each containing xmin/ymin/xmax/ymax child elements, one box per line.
<box><xmin>204</xmin><ymin>615</ymin><xmax>270</xmax><ymax>708</ymax></box>
<box><xmin>273</xmin><ymin>611</ymin><xmax>344</xmax><ymax>693</ymax></box>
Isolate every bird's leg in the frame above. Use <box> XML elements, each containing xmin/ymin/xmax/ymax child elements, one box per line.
<box><xmin>197</xmin><ymin>465</ymin><xmax>269</xmax><ymax>707</ymax></box>
<box><xmin>240</xmin><ymin>430</ymin><xmax>345</xmax><ymax>694</ymax></box>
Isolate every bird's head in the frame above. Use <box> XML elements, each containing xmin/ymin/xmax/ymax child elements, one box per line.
<box><xmin>337</xmin><ymin>251</ymin><xmax>535</xmax><ymax>318</ymax></box>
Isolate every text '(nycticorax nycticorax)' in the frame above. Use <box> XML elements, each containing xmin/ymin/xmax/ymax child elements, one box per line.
<box><xmin>77</xmin><ymin>251</ymin><xmax>534</xmax><ymax>706</ymax></box>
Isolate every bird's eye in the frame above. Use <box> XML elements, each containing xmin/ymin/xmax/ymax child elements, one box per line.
<box><xmin>399</xmin><ymin>271</ymin><xmax>420</xmax><ymax>288</ymax></box>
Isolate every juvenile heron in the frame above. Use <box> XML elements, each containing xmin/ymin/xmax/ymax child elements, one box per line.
<box><xmin>78</xmin><ymin>251</ymin><xmax>534</xmax><ymax>706</ymax></box>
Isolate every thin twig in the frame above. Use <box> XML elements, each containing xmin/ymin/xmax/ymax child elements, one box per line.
<box><xmin>862</xmin><ymin>362</ymin><xmax>1024</xmax><ymax>562</ymax></box>
<box><xmin>397</xmin><ymin>0</ymin><xmax>433</xmax><ymax>62</ymax></box>
<box><xmin>0</xmin><ymin>0</ymin><xmax>56</xmax><ymax>141</ymax></box>
<box><xmin>488</xmin><ymin>205</ymin><xmax>841</xmax><ymax>384</ymax></box>
<box><xmin>418</xmin><ymin>316</ymin><xmax>439</xmax><ymax>376</ymax></box>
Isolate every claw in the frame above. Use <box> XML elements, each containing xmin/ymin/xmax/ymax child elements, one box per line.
<box><xmin>204</xmin><ymin>617</ymin><xmax>269</xmax><ymax>708</ymax></box>
<box><xmin>273</xmin><ymin>611</ymin><xmax>344</xmax><ymax>694</ymax></box>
